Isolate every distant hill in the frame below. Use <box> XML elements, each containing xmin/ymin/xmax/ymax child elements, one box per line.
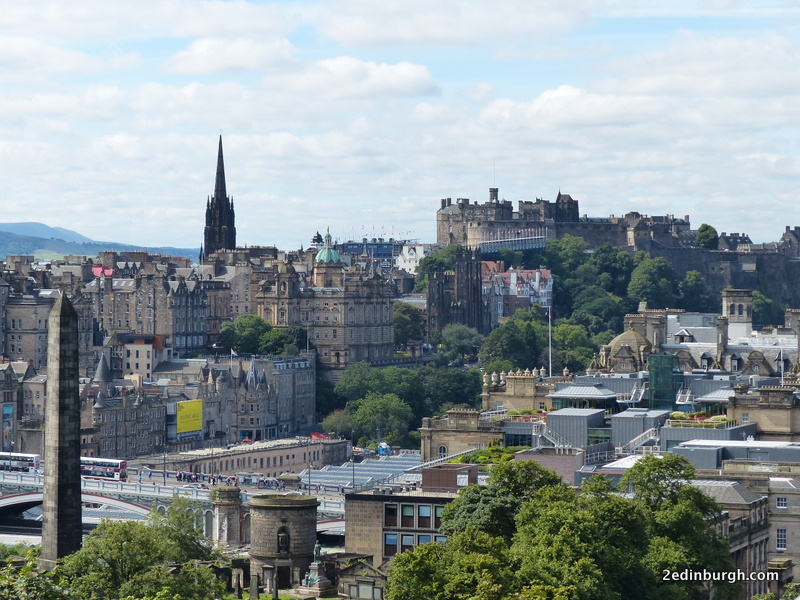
<box><xmin>0</xmin><ymin>223</ymin><xmax>198</xmax><ymax>262</ymax></box>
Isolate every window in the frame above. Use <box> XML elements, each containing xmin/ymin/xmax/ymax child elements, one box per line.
<box><xmin>741</xmin><ymin>413</ymin><xmax>749</xmax><ymax>423</ymax></box>
<box><xmin>434</xmin><ymin>505</ymin><xmax>444</xmax><ymax>529</ymax></box>
<box><xmin>400</xmin><ymin>534</ymin><xmax>414</xmax><ymax>552</ymax></box>
<box><xmin>401</xmin><ymin>504</ymin><xmax>414</xmax><ymax>527</ymax></box>
<box><xmin>777</xmin><ymin>528</ymin><xmax>787</xmax><ymax>550</ymax></box>
<box><xmin>418</xmin><ymin>505</ymin><xmax>431</xmax><ymax>528</ymax></box>
<box><xmin>384</xmin><ymin>534</ymin><xmax>397</xmax><ymax>557</ymax></box>
<box><xmin>777</xmin><ymin>497</ymin><xmax>788</xmax><ymax>509</ymax></box>
<box><xmin>438</xmin><ymin>445</ymin><xmax>448</xmax><ymax>459</ymax></box>
<box><xmin>418</xmin><ymin>534</ymin><xmax>431</xmax><ymax>545</ymax></box>
<box><xmin>435</xmin><ymin>535</ymin><xmax>448</xmax><ymax>543</ymax></box>
<box><xmin>384</xmin><ymin>502</ymin><xmax>397</xmax><ymax>527</ymax></box>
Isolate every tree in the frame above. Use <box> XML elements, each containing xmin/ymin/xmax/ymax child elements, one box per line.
<box><xmin>677</xmin><ymin>270</ymin><xmax>717</xmax><ymax>313</ymax></box>
<box><xmin>627</xmin><ymin>256</ymin><xmax>677</xmax><ymax>308</ymax></box>
<box><xmin>334</xmin><ymin>363</ymin><xmax>427</xmax><ymax>424</ymax></box>
<box><xmin>552</xmin><ymin>323</ymin><xmax>594</xmax><ymax>374</ymax></box>
<box><xmin>440</xmin><ymin>485</ymin><xmax>522</xmax><ymax>542</ymax></box>
<box><xmin>441</xmin><ymin>324</ymin><xmax>484</xmax><ymax>359</ymax></box>
<box><xmin>259</xmin><ymin>328</ymin><xmax>288</xmax><ymax>355</ymax></box>
<box><xmin>619</xmin><ymin>453</ymin><xmax>697</xmax><ymax>509</ymax></box>
<box><xmin>0</xmin><ymin>555</ymin><xmax>75</xmax><ymax>600</ymax></box>
<box><xmin>588</xmin><ymin>244</ymin><xmax>634</xmax><ymax>296</ymax></box>
<box><xmin>59</xmin><ymin>499</ymin><xmax>223</xmax><ymax>600</ymax></box>
<box><xmin>487</xmin><ymin>460</ymin><xmax>563</xmax><ymax>503</ymax></box>
<box><xmin>322</xmin><ymin>409</ymin><xmax>356</xmax><ymax>438</ymax></box>
<box><xmin>497</xmin><ymin>249</ymin><xmax>523</xmax><ymax>268</ymax></box>
<box><xmin>752</xmin><ymin>290</ymin><xmax>784</xmax><ymax>328</ymax></box>
<box><xmin>394</xmin><ymin>302</ymin><xmax>425</xmax><ymax>346</ymax></box>
<box><xmin>385</xmin><ymin>530</ymin><xmax>518</xmax><ymax>600</ymax></box>
<box><xmin>350</xmin><ymin>392</ymin><xmax>414</xmax><ymax>446</ymax></box>
<box><xmin>695</xmin><ymin>224</ymin><xmax>719</xmax><ymax>249</ymax></box>
<box><xmin>479</xmin><ymin>315</ymin><xmax>543</xmax><ymax>369</ymax></box>
<box><xmin>217</xmin><ymin>314</ymin><xmax>272</xmax><ymax>354</ymax></box>
<box><xmin>419</xmin><ymin>366</ymin><xmax>481</xmax><ymax>415</ymax></box>
<box><xmin>414</xmin><ymin>244</ymin><xmax>465</xmax><ymax>293</ymax></box>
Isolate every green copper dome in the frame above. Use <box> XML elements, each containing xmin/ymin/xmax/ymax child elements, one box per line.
<box><xmin>316</xmin><ymin>230</ymin><xmax>340</xmax><ymax>264</ymax></box>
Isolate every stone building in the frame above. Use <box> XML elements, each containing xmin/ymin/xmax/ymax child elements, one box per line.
<box><xmin>482</xmin><ymin>262</ymin><xmax>553</xmax><ymax>321</ymax></box>
<box><xmin>83</xmin><ymin>273</ymin><xmax>208</xmax><ymax>358</ymax></box>
<box><xmin>249</xmin><ymin>495</ymin><xmax>318</xmax><ymax>593</ymax></box>
<box><xmin>426</xmin><ymin>246</ymin><xmax>490</xmax><ymax>336</ymax></box>
<box><xmin>587</xmin><ymin>289</ymin><xmax>800</xmax><ymax>380</ymax></box>
<box><xmin>481</xmin><ymin>369</ymin><xmax>556</xmax><ymax>412</ymax></box>
<box><xmin>345</xmin><ymin>486</ymin><xmax>456</xmax><ymax>566</ymax></box>
<box><xmin>165</xmin><ymin>437</ymin><xmax>348</xmax><ymax>479</ymax></box>
<box><xmin>0</xmin><ymin>360</ymin><xmax>30</xmax><ymax>452</ymax></box>
<box><xmin>256</xmin><ymin>232</ymin><xmax>395</xmax><ymax>373</ymax></box>
<box><xmin>436</xmin><ymin>187</ymin><xmax>691</xmax><ymax>252</ymax></box>
<box><xmin>419</xmin><ymin>408</ymin><xmax>503</xmax><ymax>463</ymax></box>
<box><xmin>201</xmin><ymin>135</ymin><xmax>236</xmax><ymax>260</ymax></box>
<box><xmin>693</xmin><ymin>480</ymin><xmax>771</xmax><ymax>600</ymax></box>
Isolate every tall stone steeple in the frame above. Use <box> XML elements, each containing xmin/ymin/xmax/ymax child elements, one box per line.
<box><xmin>202</xmin><ymin>135</ymin><xmax>236</xmax><ymax>259</ymax></box>
<box><xmin>39</xmin><ymin>292</ymin><xmax>82</xmax><ymax>571</ymax></box>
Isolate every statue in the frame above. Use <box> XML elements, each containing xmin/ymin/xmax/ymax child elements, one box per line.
<box><xmin>313</xmin><ymin>540</ymin><xmax>322</xmax><ymax>563</ymax></box>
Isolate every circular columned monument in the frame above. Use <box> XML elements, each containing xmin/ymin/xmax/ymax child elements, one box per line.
<box><xmin>249</xmin><ymin>495</ymin><xmax>319</xmax><ymax>594</ymax></box>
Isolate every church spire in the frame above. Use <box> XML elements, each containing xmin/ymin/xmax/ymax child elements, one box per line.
<box><xmin>202</xmin><ymin>135</ymin><xmax>236</xmax><ymax>259</ymax></box>
<box><xmin>214</xmin><ymin>135</ymin><xmax>227</xmax><ymax>203</ymax></box>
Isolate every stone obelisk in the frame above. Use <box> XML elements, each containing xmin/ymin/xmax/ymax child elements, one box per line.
<box><xmin>39</xmin><ymin>293</ymin><xmax>82</xmax><ymax>571</ymax></box>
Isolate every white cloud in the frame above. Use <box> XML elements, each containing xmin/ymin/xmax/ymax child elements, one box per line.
<box><xmin>0</xmin><ymin>36</ymin><xmax>139</xmax><ymax>81</ymax></box>
<box><xmin>267</xmin><ymin>57</ymin><xmax>440</xmax><ymax>99</ymax></box>
<box><xmin>600</xmin><ymin>32</ymin><xmax>800</xmax><ymax>97</ymax></box>
<box><xmin>319</xmin><ymin>0</ymin><xmax>600</xmax><ymax>46</ymax></box>
<box><xmin>0</xmin><ymin>1</ymin><xmax>300</xmax><ymax>41</ymax></box>
<box><xmin>165</xmin><ymin>38</ymin><xmax>297</xmax><ymax>74</ymax></box>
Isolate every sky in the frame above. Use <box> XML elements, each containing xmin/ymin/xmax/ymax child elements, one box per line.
<box><xmin>2</xmin><ymin>1</ymin><xmax>800</xmax><ymax>252</ymax></box>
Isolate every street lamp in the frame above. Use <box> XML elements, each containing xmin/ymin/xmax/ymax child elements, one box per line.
<box><xmin>350</xmin><ymin>428</ymin><xmax>356</xmax><ymax>490</ymax></box>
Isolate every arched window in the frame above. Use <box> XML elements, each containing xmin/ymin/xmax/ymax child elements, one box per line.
<box><xmin>729</xmin><ymin>304</ymin><xmax>736</xmax><ymax>316</ymax></box>
<box><xmin>738</xmin><ymin>304</ymin><xmax>744</xmax><ymax>316</ymax></box>
<box><xmin>438</xmin><ymin>445</ymin><xmax>448</xmax><ymax>459</ymax></box>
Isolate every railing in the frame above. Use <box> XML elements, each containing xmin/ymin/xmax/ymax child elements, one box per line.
<box><xmin>585</xmin><ymin>451</ymin><xmax>616</xmax><ymax>465</ymax></box>
<box><xmin>666</xmin><ymin>419</ymin><xmax>739</xmax><ymax>429</ymax></box>
<box><xmin>479</xmin><ymin>408</ymin><xmax>508</xmax><ymax>421</ymax></box>
<box><xmin>532</xmin><ymin>423</ymin><xmax>572</xmax><ymax>448</ymax></box>
<box><xmin>351</xmin><ymin>446</ymin><xmax>480</xmax><ymax>494</ymax></box>
<box><xmin>615</xmin><ymin>427</ymin><xmax>659</xmax><ymax>455</ymax></box>
<box><xmin>0</xmin><ymin>471</ymin><xmax>213</xmax><ymax>500</ymax></box>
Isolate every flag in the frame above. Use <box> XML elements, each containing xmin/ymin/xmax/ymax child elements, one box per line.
<box><xmin>231</xmin><ymin>349</ymin><xmax>238</xmax><ymax>358</ymax></box>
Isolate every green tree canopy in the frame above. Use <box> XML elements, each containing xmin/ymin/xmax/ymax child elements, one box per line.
<box><xmin>419</xmin><ymin>366</ymin><xmax>482</xmax><ymax>415</ymax></box>
<box><xmin>387</xmin><ymin>456</ymin><xmax>737</xmax><ymax>600</ymax></box>
<box><xmin>441</xmin><ymin>324</ymin><xmax>484</xmax><ymax>359</ymax></box>
<box><xmin>677</xmin><ymin>270</ymin><xmax>717</xmax><ymax>313</ymax></box>
<box><xmin>479</xmin><ymin>312</ymin><xmax>543</xmax><ymax>369</ymax></box>
<box><xmin>217</xmin><ymin>314</ymin><xmax>272</xmax><ymax>354</ymax></box>
<box><xmin>414</xmin><ymin>244</ymin><xmax>466</xmax><ymax>293</ymax></box>
<box><xmin>394</xmin><ymin>301</ymin><xmax>425</xmax><ymax>346</ymax></box>
<box><xmin>59</xmin><ymin>498</ymin><xmax>222</xmax><ymax>600</ymax></box>
<box><xmin>350</xmin><ymin>392</ymin><xmax>415</xmax><ymax>447</ymax></box>
<box><xmin>334</xmin><ymin>363</ymin><xmax>427</xmax><ymax>424</ymax></box>
<box><xmin>627</xmin><ymin>256</ymin><xmax>677</xmax><ymax>309</ymax></box>
<box><xmin>695</xmin><ymin>224</ymin><xmax>719</xmax><ymax>249</ymax></box>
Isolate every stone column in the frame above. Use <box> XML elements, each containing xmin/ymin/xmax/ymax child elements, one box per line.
<box><xmin>213</xmin><ymin>486</ymin><xmax>243</xmax><ymax>549</ymax></box>
<box><xmin>39</xmin><ymin>293</ymin><xmax>82</xmax><ymax>570</ymax></box>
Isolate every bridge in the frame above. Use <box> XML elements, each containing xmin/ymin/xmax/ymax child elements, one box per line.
<box><xmin>0</xmin><ymin>471</ymin><xmax>346</xmax><ymax>537</ymax></box>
